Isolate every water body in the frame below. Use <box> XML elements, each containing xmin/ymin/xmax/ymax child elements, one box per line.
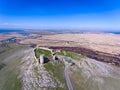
<box><xmin>0</xmin><ymin>29</ymin><xmax>120</xmax><ymax>34</ymax></box>
<box><xmin>103</xmin><ymin>31</ymin><xmax>120</xmax><ymax>34</ymax></box>
<box><xmin>0</xmin><ymin>29</ymin><xmax>24</xmax><ymax>33</ymax></box>
<box><xmin>0</xmin><ymin>29</ymin><xmax>29</xmax><ymax>36</ymax></box>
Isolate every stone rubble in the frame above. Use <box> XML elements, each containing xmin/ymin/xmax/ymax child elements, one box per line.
<box><xmin>19</xmin><ymin>49</ymin><xmax>62</xmax><ymax>90</ymax></box>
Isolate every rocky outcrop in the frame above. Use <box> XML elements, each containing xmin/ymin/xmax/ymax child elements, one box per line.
<box><xmin>19</xmin><ymin>49</ymin><xmax>61</xmax><ymax>90</ymax></box>
<box><xmin>49</xmin><ymin>46</ymin><xmax>120</xmax><ymax>67</ymax></box>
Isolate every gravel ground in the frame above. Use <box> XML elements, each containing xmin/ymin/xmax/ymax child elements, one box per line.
<box><xmin>19</xmin><ymin>49</ymin><xmax>57</xmax><ymax>90</ymax></box>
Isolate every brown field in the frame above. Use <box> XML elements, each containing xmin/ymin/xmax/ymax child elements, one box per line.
<box><xmin>20</xmin><ymin>33</ymin><xmax>120</xmax><ymax>55</ymax></box>
<box><xmin>1</xmin><ymin>32</ymin><xmax>120</xmax><ymax>55</ymax></box>
<box><xmin>0</xmin><ymin>33</ymin><xmax>11</xmax><ymax>41</ymax></box>
<box><xmin>0</xmin><ymin>33</ymin><xmax>26</xmax><ymax>41</ymax></box>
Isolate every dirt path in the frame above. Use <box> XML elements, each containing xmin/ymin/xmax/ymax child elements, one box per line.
<box><xmin>64</xmin><ymin>64</ymin><xmax>74</xmax><ymax>90</ymax></box>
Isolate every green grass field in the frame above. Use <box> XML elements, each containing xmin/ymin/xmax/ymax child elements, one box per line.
<box><xmin>0</xmin><ymin>43</ymin><xmax>29</xmax><ymax>90</ymax></box>
<box><xmin>44</xmin><ymin>60</ymin><xmax>68</xmax><ymax>90</ymax></box>
<box><xmin>57</xmin><ymin>50</ymin><xmax>85</xmax><ymax>60</ymax></box>
<box><xmin>34</xmin><ymin>48</ymin><xmax>51</xmax><ymax>58</ymax></box>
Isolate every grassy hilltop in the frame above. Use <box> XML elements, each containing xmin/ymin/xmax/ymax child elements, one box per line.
<box><xmin>0</xmin><ymin>43</ymin><xmax>29</xmax><ymax>90</ymax></box>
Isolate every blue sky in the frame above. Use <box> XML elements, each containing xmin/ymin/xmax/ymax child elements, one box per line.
<box><xmin>0</xmin><ymin>0</ymin><xmax>120</xmax><ymax>30</ymax></box>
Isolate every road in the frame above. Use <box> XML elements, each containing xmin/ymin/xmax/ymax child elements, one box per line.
<box><xmin>64</xmin><ymin>64</ymin><xmax>74</xmax><ymax>90</ymax></box>
<box><xmin>57</xmin><ymin>55</ymin><xmax>74</xmax><ymax>90</ymax></box>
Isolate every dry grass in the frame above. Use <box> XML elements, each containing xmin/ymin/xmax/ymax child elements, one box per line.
<box><xmin>41</xmin><ymin>33</ymin><xmax>120</xmax><ymax>55</ymax></box>
<box><xmin>2</xmin><ymin>32</ymin><xmax>120</xmax><ymax>55</ymax></box>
